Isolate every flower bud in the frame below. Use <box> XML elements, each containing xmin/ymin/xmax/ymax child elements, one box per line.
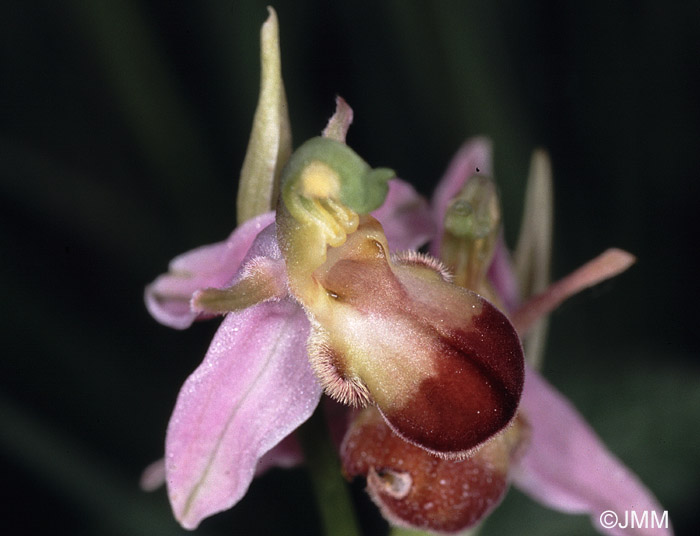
<box><xmin>341</xmin><ymin>407</ymin><xmax>527</xmax><ymax>534</ymax></box>
<box><xmin>441</xmin><ymin>174</ymin><xmax>501</xmax><ymax>294</ymax></box>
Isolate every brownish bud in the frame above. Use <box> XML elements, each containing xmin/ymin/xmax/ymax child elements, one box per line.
<box><xmin>341</xmin><ymin>407</ymin><xmax>527</xmax><ymax>534</ymax></box>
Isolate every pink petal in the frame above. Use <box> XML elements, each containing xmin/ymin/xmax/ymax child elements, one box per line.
<box><xmin>189</xmin><ymin>222</ymin><xmax>289</xmax><ymax>315</ymax></box>
<box><xmin>140</xmin><ymin>458</ymin><xmax>166</xmax><ymax>492</ymax></box>
<box><xmin>430</xmin><ymin>138</ymin><xmax>493</xmax><ymax>256</ymax></box>
<box><xmin>371</xmin><ymin>179</ymin><xmax>435</xmax><ymax>251</ymax></box>
<box><xmin>254</xmin><ymin>433</ymin><xmax>304</xmax><ymax>476</ymax></box>
<box><xmin>487</xmin><ymin>235</ymin><xmax>521</xmax><ymax>313</ymax></box>
<box><xmin>237</xmin><ymin>217</ymin><xmax>283</xmax><ymax>262</ymax></box>
<box><xmin>510</xmin><ymin>249</ymin><xmax>636</xmax><ymax>335</ymax></box>
<box><xmin>165</xmin><ymin>300</ymin><xmax>321</xmax><ymax>529</ymax></box>
<box><xmin>513</xmin><ymin>367</ymin><xmax>671</xmax><ymax>536</ymax></box>
<box><xmin>145</xmin><ymin>211</ymin><xmax>275</xmax><ymax>329</ymax></box>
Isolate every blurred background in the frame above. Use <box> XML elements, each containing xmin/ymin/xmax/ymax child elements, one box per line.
<box><xmin>2</xmin><ymin>1</ymin><xmax>698</xmax><ymax>534</ymax></box>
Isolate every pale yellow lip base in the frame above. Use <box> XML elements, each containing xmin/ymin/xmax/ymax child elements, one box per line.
<box><xmin>276</xmin><ymin>136</ymin><xmax>394</xmax><ymax>311</ymax></box>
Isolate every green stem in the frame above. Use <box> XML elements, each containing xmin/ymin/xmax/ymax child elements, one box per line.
<box><xmin>389</xmin><ymin>528</ymin><xmax>431</xmax><ymax>536</ymax></box>
<box><xmin>389</xmin><ymin>526</ymin><xmax>481</xmax><ymax>536</ymax></box>
<box><xmin>297</xmin><ymin>407</ymin><xmax>362</xmax><ymax>536</ymax></box>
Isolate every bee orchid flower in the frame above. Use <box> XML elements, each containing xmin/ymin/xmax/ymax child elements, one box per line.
<box><xmin>145</xmin><ymin>121</ymin><xmax>527</xmax><ymax>526</ymax></box>
<box><xmin>144</xmin><ymin>8</ymin><xmax>670</xmax><ymax>536</ymax></box>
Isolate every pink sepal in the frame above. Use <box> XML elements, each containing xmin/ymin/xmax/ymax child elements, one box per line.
<box><xmin>372</xmin><ymin>179</ymin><xmax>435</xmax><ymax>252</ymax></box>
<box><xmin>514</xmin><ymin>366</ymin><xmax>671</xmax><ymax>536</ymax></box>
<box><xmin>165</xmin><ymin>300</ymin><xmax>321</xmax><ymax>529</ymax></box>
<box><xmin>145</xmin><ymin>211</ymin><xmax>275</xmax><ymax>329</ymax></box>
<box><xmin>488</xmin><ymin>236</ymin><xmax>521</xmax><ymax>313</ymax></box>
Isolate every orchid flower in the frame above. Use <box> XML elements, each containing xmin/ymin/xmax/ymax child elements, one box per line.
<box><xmin>145</xmin><ymin>126</ymin><xmax>522</xmax><ymax>528</ymax></box>
<box><xmin>340</xmin><ymin>139</ymin><xmax>671</xmax><ymax>536</ymax></box>
<box><xmin>144</xmin><ymin>8</ymin><xmax>670</xmax><ymax>536</ymax></box>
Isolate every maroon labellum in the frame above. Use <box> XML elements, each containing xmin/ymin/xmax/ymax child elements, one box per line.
<box><xmin>305</xmin><ymin>216</ymin><xmax>524</xmax><ymax>458</ymax></box>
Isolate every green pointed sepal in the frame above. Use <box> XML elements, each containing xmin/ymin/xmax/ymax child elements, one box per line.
<box><xmin>236</xmin><ymin>7</ymin><xmax>293</xmax><ymax>224</ymax></box>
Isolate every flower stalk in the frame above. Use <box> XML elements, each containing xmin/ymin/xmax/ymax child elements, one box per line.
<box><xmin>297</xmin><ymin>409</ymin><xmax>362</xmax><ymax>536</ymax></box>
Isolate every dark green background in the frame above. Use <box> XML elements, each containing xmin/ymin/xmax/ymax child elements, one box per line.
<box><xmin>2</xmin><ymin>1</ymin><xmax>698</xmax><ymax>534</ymax></box>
